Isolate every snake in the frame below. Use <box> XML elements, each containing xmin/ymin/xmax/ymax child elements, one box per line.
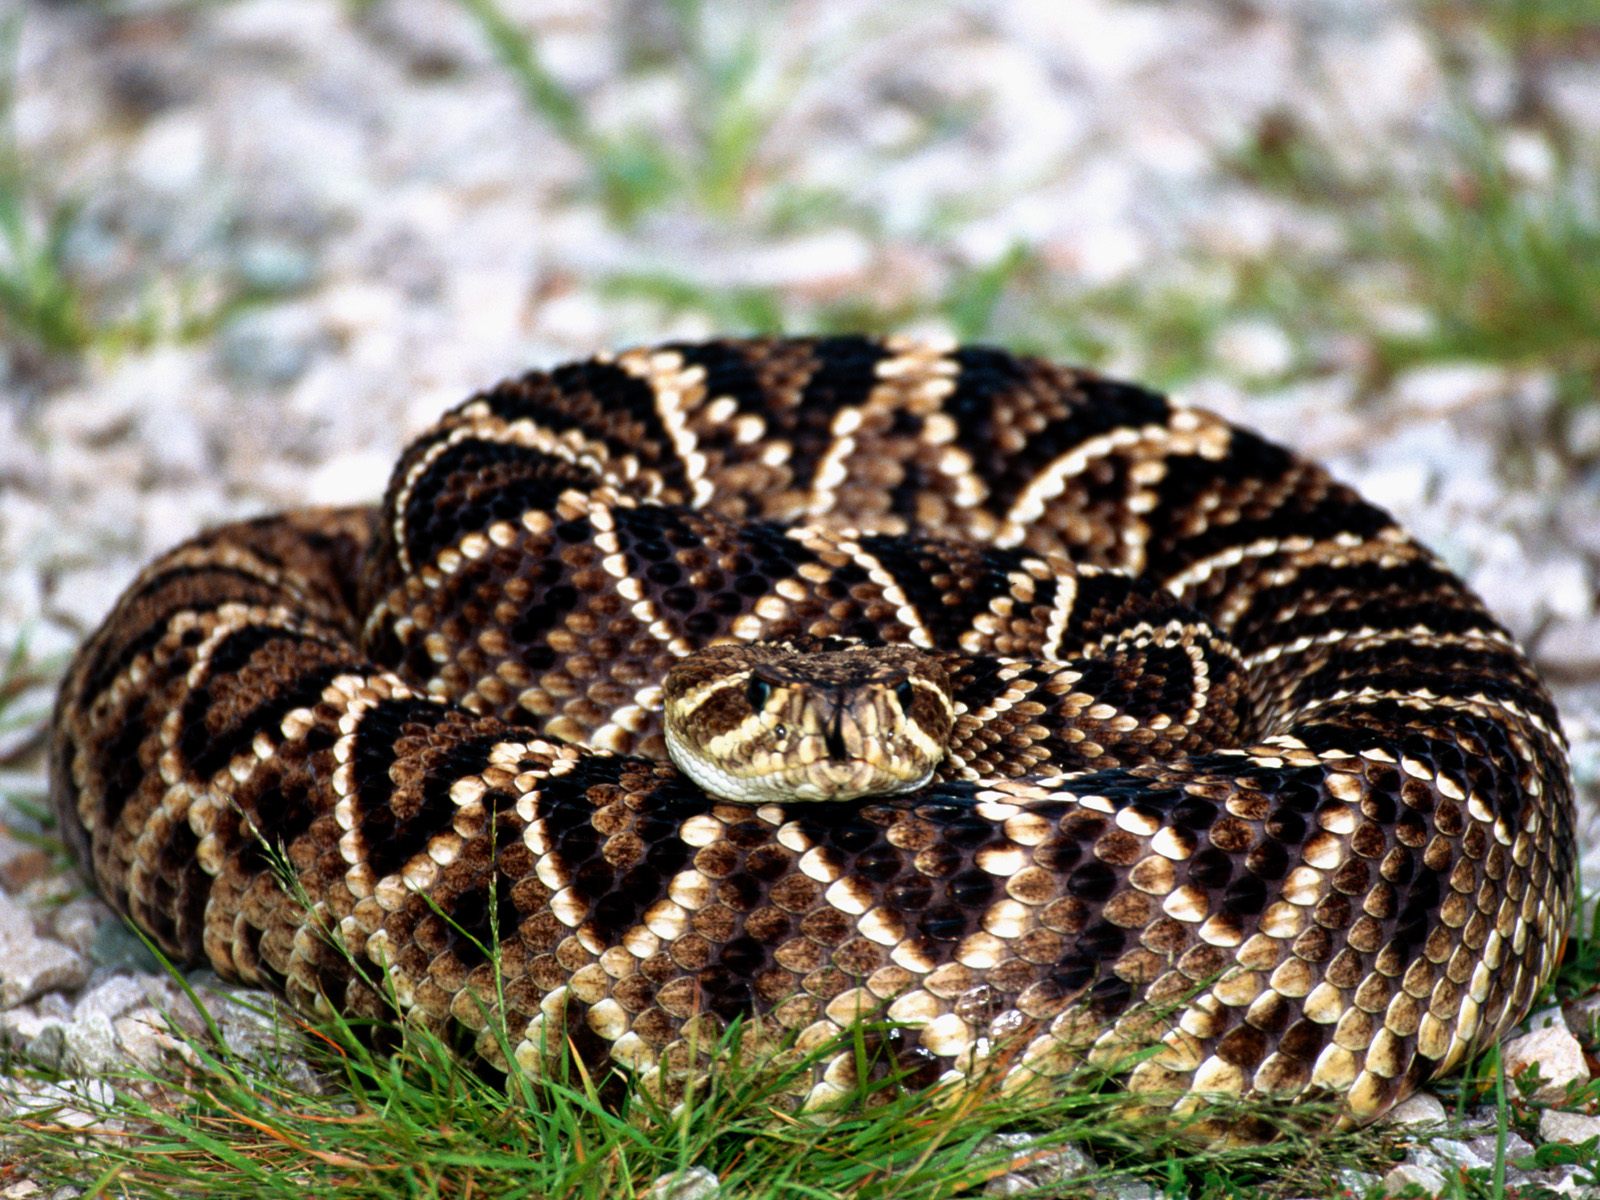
<box><xmin>49</xmin><ymin>335</ymin><xmax>1576</xmax><ymax>1137</ymax></box>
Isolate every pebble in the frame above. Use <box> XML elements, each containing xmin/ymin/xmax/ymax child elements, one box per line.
<box><xmin>979</xmin><ymin>1132</ymin><xmax>1095</xmax><ymax>1195</ymax></box>
<box><xmin>0</xmin><ymin>891</ymin><xmax>88</xmax><ymax>1007</ymax></box>
<box><xmin>1384</xmin><ymin>1091</ymin><xmax>1447</xmax><ymax>1127</ymax></box>
<box><xmin>3</xmin><ymin>0</ymin><xmax>1599</xmax><ymax>1192</ymax></box>
<box><xmin>1539</xmin><ymin>1109</ymin><xmax>1600</xmax><ymax>1146</ymax></box>
<box><xmin>1564</xmin><ymin>992</ymin><xmax>1600</xmax><ymax>1044</ymax></box>
<box><xmin>1502</xmin><ymin>1025</ymin><xmax>1591</xmax><ymax>1104</ymax></box>
<box><xmin>1539</xmin><ymin>617</ymin><xmax>1600</xmax><ymax>680</ymax></box>
<box><xmin>1</xmin><ymin>1077</ymin><xmax>116</xmax><ymax>1130</ymax></box>
<box><xmin>1382</xmin><ymin>1160</ymin><xmax>1447</xmax><ymax>1196</ymax></box>
<box><xmin>643</xmin><ymin>1166</ymin><xmax>720</xmax><ymax>1200</ymax></box>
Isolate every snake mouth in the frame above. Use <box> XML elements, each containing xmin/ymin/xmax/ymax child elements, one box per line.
<box><xmin>785</xmin><ymin>757</ymin><xmax>935</xmax><ymax>803</ymax></box>
<box><xmin>664</xmin><ymin>723</ymin><xmax>936</xmax><ymax>804</ymax></box>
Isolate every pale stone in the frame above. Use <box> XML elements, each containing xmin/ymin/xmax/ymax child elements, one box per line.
<box><xmin>0</xmin><ymin>892</ymin><xmax>89</xmax><ymax>1007</ymax></box>
<box><xmin>1382</xmin><ymin>1162</ymin><xmax>1446</xmax><ymax>1196</ymax></box>
<box><xmin>643</xmin><ymin>1166</ymin><xmax>720</xmax><ymax>1200</ymax></box>
<box><xmin>1539</xmin><ymin>1108</ymin><xmax>1600</xmax><ymax>1145</ymax></box>
<box><xmin>1384</xmin><ymin>1091</ymin><xmax>1447</xmax><ymax>1127</ymax></box>
<box><xmin>980</xmin><ymin>1132</ymin><xmax>1094</xmax><ymax>1196</ymax></box>
<box><xmin>1503</xmin><ymin>1025</ymin><xmax>1590</xmax><ymax>1103</ymax></box>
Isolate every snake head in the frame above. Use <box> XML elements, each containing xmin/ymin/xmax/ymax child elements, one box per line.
<box><xmin>661</xmin><ymin>638</ymin><xmax>954</xmax><ymax>803</ymax></box>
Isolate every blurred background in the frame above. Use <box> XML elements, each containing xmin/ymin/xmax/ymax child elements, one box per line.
<box><xmin>0</xmin><ymin>0</ymin><xmax>1597</xmax><ymax>984</ymax></box>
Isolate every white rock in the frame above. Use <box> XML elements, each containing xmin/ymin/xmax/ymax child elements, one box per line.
<box><xmin>127</xmin><ymin>110</ymin><xmax>211</xmax><ymax>196</ymax></box>
<box><xmin>1539</xmin><ymin>1109</ymin><xmax>1600</xmax><ymax>1145</ymax></box>
<box><xmin>1466</xmin><ymin>1129</ymin><xmax>1534</xmax><ymax>1164</ymax></box>
<box><xmin>1</xmin><ymin>1078</ymin><xmax>116</xmax><ymax>1129</ymax></box>
<box><xmin>62</xmin><ymin>1011</ymin><xmax>121</xmax><ymax>1074</ymax></box>
<box><xmin>1391</xmin><ymin>363</ymin><xmax>1509</xmax><ymax>415</ymax></box>
<box><xmin>1503</xmin><ymin>1025</ymin><xmax>1590</xmax><ymax>1103</ymax></box>
<box><xmin>303</xmin><ymin>449</ymin><xmax>398</xmax><ymax>508</ymax></box>
<box><xmin>72</xmin><ymin>974</ymin><xmax>150</xmax><ymax>1024</ymax></box>
<box><xmin>1430</xmin><ymin>1138</ymin><xmax>1489</xmax><ymax>1170</ymax></box>
<box><xmin>1214</xmin><ymin>320</ymin><xmax>1294</xmax><ymax>380</ymax></box>
<box><xmin>1522</xmin><ymin>1005</ymin><xmax>1575</xmax><ymax>1034</ymax></box>
<box><xmin>644</xmin><ymin>1166</ymin><xmax>720</xmax><ymax>1200</ymax></box>
<box><xmin>1538</xmin><ymin>618</ymin><xmax>1600</xmax><ymax>679</ymax></box>
<box><xmin>979</xmin><ymin>1132</ymin><xmax>1094</xmax><ymax>1195</ymax></box>
<box><xmin>1382</xmin><ymin>1161</ymin><xmax>1446</xmax><ymax>1196</ymax></box>
<box><xmin>1384</xmin><ymin>1091</ymin><xmax>1447</xmax><ymax>1127</ymax></box>
<box><xmin>1564</xmin><ymin>992</ymin><xmax>1600</xmax><ymax>1043</ymax></box>
<box><xmin>114</xmin><ymin>1008</ymin><xmax>183</xmax><ymax>1069</ymax></box>
<box><xmin>0</xmin><ymin>891</ymin><xmax>89</xmax><ymax>1007</ymax></box>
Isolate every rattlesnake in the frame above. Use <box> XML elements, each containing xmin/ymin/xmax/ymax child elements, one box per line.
<box><xmin>51</xmin><ymin>336</ymin><xmax>1575</xmax><ymax>1135</ymax></box>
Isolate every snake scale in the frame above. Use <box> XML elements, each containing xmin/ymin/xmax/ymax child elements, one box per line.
<box><xmin>50</xmin><ymin>336</ymin><xmax>1575</xmax><ymax>1136</ymax></box>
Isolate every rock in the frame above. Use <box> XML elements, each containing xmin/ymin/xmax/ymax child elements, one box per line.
<box><xmin>1391</xmin><ymin>363</ymin><xmax>1510</xmax><ymax>416</ymax></box>
<box><xmin>1335</xmin><ymin>1169</ymin><xmax>1383</xmax><ymax>1197</ymax></box>
<box><xmin>1384</xmin><ymin>1091</ymin><xmax>1447</xmax><ymax>1126</ymax></box>
<box><xmin>72</xmin><ymin>974</ymin><xmax>150</xmax><ymax>1024</ymax></box>
<box><xmin>0</xmin><ymin>891</ymin><xmax>89</xmax><ymax>1007</ymax></box>
<box><xmin>1097</xmin><ymin>1181</ymin><xmax>1161</xmax><ymax>1200</ymax></box>
<box><xmin>1430</xmin><ymin>1138</ymin><xmax>1490</xmax><ymax>1171</ymax></box>
<box><xmin>1521</xmin><ymin>1005</ymin><xmax>1575</xmax><ymax>1034</ymax></box>
<box><xmin>62</xmin><ymin>1011</ymin><xmax>121</xmax><ymax>1074</ymax></box>
<box><xmin>113</xmin><ymin>1007</ymin><xmax>183</xmax><ymax>1069</ymax></box>
<box><xmin>643</xmin><ymin>1166</ymin><xmax>720</xmax><ymax>1200</ymax></box>
<box><xmin>218</xmin><ymin>304</ymin><xmax>329</xmax><ymax>387</ymax></box>
<box><xmin>979</xmin><ymin>1132</ymin><xmax>1095</xmax><ymax>1195</ymax></box>
<box><xmin>1539</xmin><ymin>1109</ymin><xmax>1600</xmax><ymax>1145</ymax></box>
<box><xmin>88</xmin><ymin>918</ymin><xmax>162</xmax><ymax>974</ymax></box>
<box><xmin>1382</xmin><ymin>1161</ymin><xmax>1446</xmax><ymax>1196</ymax></box>
<box><xmin>1503</xmin><ymin>1025</ymin><xmax>1590</xmax><ymax>1103</ymax></box>
<box><xmin>49</xmin><ymin>898</ymin><xmax>106</xmax><ymax>957</ymax></box>
<box><xmin>1564</xmin><ymin>992</ymin><xmax>1600</xmax><ymax>1045</ymax></box>
<box><xmin>1466</xmin><ymin>1129</ymin><xmax>1535</xmax><ymax>1166</ymax></box>
<box><xmin>0</xmin><ymin>1078</ymin><xmax>116</xmax><ymax>1130</ymax></box>
<box><xmin>1539</xmin><ymin>617</ymin><xmax>1600</xmax><ymax>680</ymax></box>
<box><xmin>1214</xmin><ymin>319</ymin><xmax>1294</xmax><ymax>380</ymax></box>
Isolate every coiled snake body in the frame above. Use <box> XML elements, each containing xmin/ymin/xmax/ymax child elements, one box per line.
<box><xmin>51</xmin><ymin>337</ymin><xmax>1575</xmax><ymax>1133</ymax></box>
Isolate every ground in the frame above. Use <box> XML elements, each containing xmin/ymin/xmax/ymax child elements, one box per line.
<box><xmin>1</xmin><ymin>1</ymin><xmax>1598</xmax><ymax>1197</ymax></box>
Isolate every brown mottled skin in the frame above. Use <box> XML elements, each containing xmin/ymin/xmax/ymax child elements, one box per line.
<box><xmin>52</xmin><ymin>336</ymin><xmax>1575</xmax><ymax>1138</ymax></box>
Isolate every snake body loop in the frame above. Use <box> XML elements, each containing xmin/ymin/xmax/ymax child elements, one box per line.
<box><xmin>51</xmin><ymin>336</ymin><xmax>1575</xmax><ymax>1134</ymax></box>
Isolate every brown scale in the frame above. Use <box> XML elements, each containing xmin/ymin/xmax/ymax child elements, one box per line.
<box><xmin>50</xmin><ymin>337</ymin><xmax>1575</xmax><ymax>1136</ymax></box>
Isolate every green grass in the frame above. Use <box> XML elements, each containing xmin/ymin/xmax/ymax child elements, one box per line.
<box><xmin>0</xmin><ymin>17</ymin><xmax>94</xmax><ymax>359</ymax></box>
<box><xmin>6</xmin><ymin>970</ymin><xmax>1398</xmax><ymax>1200</ymax></box>
<box><xmin>1229</xmin><ymin>102</ymin><xmax>1600</xmax><ymax>394</ymax></box>
<box><xmin>455</xmin><ymin>0</ymin><xmax>799</xmax><ymax>227</ymax></box>
<box><xmin>0</xmin><ymin>16</ymin><xmax>290</xmax><ymax>373</ymax></box>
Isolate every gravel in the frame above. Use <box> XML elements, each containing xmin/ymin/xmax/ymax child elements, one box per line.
<box><xmin>3</xmin><ymin>0</ymin><xmax>1599</xmax><ymax>1194</ymax></box>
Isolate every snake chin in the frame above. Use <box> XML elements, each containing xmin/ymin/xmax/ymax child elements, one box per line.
<box><xmin>665</xmin><ymin>720</ymin><xmax>938</xmax><ymax>803</ymax></box>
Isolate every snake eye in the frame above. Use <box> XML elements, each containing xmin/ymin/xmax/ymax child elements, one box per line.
<box><xmin>747</xmin><ymin>675</ymin><xmax>772</xmax><ymax>712</ymax></box>
<box><xmin>894</xmin><ymin>680</ymin><xmax>915</xmax><ymax>712</ymax></box>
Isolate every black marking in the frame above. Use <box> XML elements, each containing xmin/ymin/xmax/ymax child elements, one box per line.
<box><xmin>350</xmin><ymin>698</ymin><xmax>467</xmax><ymax>879</ymax></box>
<box><xmin>398</xmin><ymin>436</ymin><xmax>596</xmax><ymax>573</ymax></box>
<box><xmin>185</xmin><ymin>658</ymin><xmax>359</xmax><ymax>781</ymax></box>
<box><xmin>946</xmin><ymin>346</ymin><xmax>1170</xmax><ymax>518</ymax></box>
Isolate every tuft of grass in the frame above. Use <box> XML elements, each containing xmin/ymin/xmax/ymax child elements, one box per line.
<box><xmin>1231</xmin><ymin>104</ymin><xmax>1600</xmax><ymax>397</ymax></box>
<box><xmin>456</xmin><ymin>0</ymin><xmax>797</xmax><ymax>228</ymax></box>
<box><xmin>6</xmin><ymin>980</ymin><xmax>1398</xmax><ymax>1200</ymax></box>
<box><xmin>0</xmin><ymin>17</ymin><xmax>93</xmax><ymax>359</ymax></box>
<box><xmin>3</xmin><ymin>836</ymin><xmax>1401</xmax><ymax>1198</ymax></box>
